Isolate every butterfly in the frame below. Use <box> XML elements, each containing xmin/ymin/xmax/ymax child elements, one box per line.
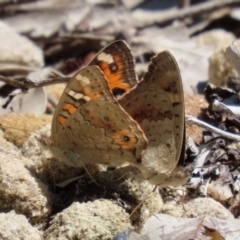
<box><xmin>51</xmin><ymin>40</ymin><xmax>188</xmax><ymax>186</ymax></box>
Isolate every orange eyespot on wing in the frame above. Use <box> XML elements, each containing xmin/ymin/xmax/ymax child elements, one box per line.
<box><xmin>112</xmin><ymin>129</ymin><xmax>139</xmax><ymax>151</ymax></box>
<box><xmin>88</xmin><ymin>40</ymin><xmax>138</xmax><ymax>97</ymax></box>
<box><xmin>98</xmin><ymin>56</ymin><xmax>131</xmax><ymax>93</ymax></box>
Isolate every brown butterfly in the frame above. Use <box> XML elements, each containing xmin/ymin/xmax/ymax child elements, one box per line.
<box><xmin>51</xmin><ymin>40</ymin><xmax>188</xmax><ymax>186</ymax></box>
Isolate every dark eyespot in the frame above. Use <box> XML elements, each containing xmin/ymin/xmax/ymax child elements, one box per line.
<box><xmin>123</xmin><ymin>136</ymin><xmax>130</xmax><ymax>142</ymax></box>
<box><xmin>109</xmin><ymin>63</ymin><xmax>118</xmax><ymax>72</ymax></box>
<box><xmin>173</xmin><ymin>102</ymin><xmax>180</xmax><ymax>107</ymax></box>
<box><xmin>79</xmin><ymin>99</ymin><xmax>87</xmax><ymax>104</ymax></box>
<box><xmin>104</xmin><ymin>116</ymin><xmax>110</xmax><ymax>121</ymax></box>
<box><xmin>112</xmin><ymin>88</ymin><xmax>126</xmax><ymax>98</ymax></box>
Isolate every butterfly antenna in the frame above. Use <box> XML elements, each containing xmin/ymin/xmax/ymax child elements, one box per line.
<box><xmin>129</xmin><ymin>187</ymin><xmax>156</xmax><ymax>219</ymax></box>
<box><xmin>0</xmin><ymin>123</ymin><xmax>43</xmax><ymax>138</ymax></box>
<box><xmin>80</xmin><ymin>162</ymin><xmax>102</xmax><ymax>187</ymax></box>
<box><xmin>8</xmin><ymin>106</ymin><xmax>48</xmax><ymax>142</ymax></box>
<box><xmin>47</xmin><ymin>162</ymin><xmax>57</xmax><ymax>192</ymax></box>
<box><xmin>111</xmin><ymin>171</ymin><xmax>133</xmax><ymax>182</ymax></box>
<box><xmin>10</xmin><ymin>107</ymin><xmax>39</xmax><ymax>131</ymax></box>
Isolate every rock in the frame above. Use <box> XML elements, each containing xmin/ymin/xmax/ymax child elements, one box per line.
<box><xmin>44</xmin><ymin>200</ymin><xmax>133</xmax><ymax>240</ymax></box>
<box><xmin>96</xmin><ymin>166</ymin><xmax>163</xmax><ymax>225</ymax></box>
<box><xmin>0</xmin><ymin>136</ymin><xmax>52</xmax><ymax>223</ymax></box>
<box><xmin>163</xmin><ymin>197</ymin><xmax>233</xmax><ymax>219</ymax></box>
<box><xmin>192</xmin><ymin>29</ymin><xmax>235</xmax><ymax>52</ymax></box>
<box><xmin>0</xmin><ymin>211</ymin><xmax>42</xmax><ymax>240</ymax></box>
<box><xmin>0</xmin><ymin>113</ymin><xmax>52</xmax><ymax>147</ymax></box>
<box><xmin>22</xmin><ymin>124</ymin><xmax>100</xmax><ymax>184</ymax></box>
<box><xmin>209</xmin><ymin>47</ymin><xmax>238</xmax><ymax>87</ymax></box>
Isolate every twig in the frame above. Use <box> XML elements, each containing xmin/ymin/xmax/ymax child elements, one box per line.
<box><xmin>0</xmin><ymin>75</ymin><xmax>26</xmax><ymax>88</ymax></box>
<box><xmin>2</xmin><ymin>1</ymin><xmax>87</xmax><ymax>12</ymax></box>
<box><xmin>173</xmin><ymin>0</ymin><xmax>240</xmax><ymax>20</ymax></box>
<box><xmin>0</xmin><ymin>64</ymin><xmax>37</xmax><ymax>73</ymax></box>
<box><xmin>63</xmin><ymin>33</ymin><xmax>115</xmax><ymax>42</ymax></box>
<box><xmin>0</xmin><ymin>74</ymin><xmax>70</xmax><ymax>89</ymax></box>
<box><xmin>134</xmin><ymin>0</ymin><xmax>240</xmax><ymax>27</ymax></box>
<box><xmin>186</xmin><ymin>115</ymin><xmax>240</xmax><ymax>142</ymax></box>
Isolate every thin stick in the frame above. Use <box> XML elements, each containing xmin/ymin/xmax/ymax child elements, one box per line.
<box><xmin>158</xmin><ymin>0</ymin><xmax>240</xmax><ymax>23</ymax></box>
<box><xmin>0</xmin><ymin>74</ymin><xmax>70</xmax><ymax>89</ymax></box>
<box><xmin>172</xmin><ymin>0</ymin><xmax>239</xmax><ymax>20</ymax></box>
<box><xmin>134</xmin><ymin>0</ymin><xmax>240</xmax><ymax>27</ymax></box>
<box><xmin>186</xmin><ymin>115</ymin><xmax>240</xmax><ymax>141</ymax></box>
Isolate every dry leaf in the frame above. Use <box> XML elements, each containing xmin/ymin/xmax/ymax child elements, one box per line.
<box><xmin>0</xmin><ymin>87</ymin><xmax>46</xmax><ymax>115</ymax></box>
<box><xmin>139</xmin><ymin>214</ymin><xmax>240</xmax><ymax>239</ymax></box>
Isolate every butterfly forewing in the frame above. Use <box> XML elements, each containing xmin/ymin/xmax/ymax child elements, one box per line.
<box><xmin>51</xmin><ymin>65</ymin><xmax>148</xmax><ymax>167</ymax></box>
<box><xmin>89</xmin><ymin>40</ymin><xmax>138</xmax><ymax>98</ymax></box>
<box><xmin>119</xmin><ymin>51</ymin><xmax>185</xmax><ymax>181</ymax></box>
<box><xmin>151</xmin><ymin>51</ymin><xmax>185</xmax><ymax>164</ymax></box>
